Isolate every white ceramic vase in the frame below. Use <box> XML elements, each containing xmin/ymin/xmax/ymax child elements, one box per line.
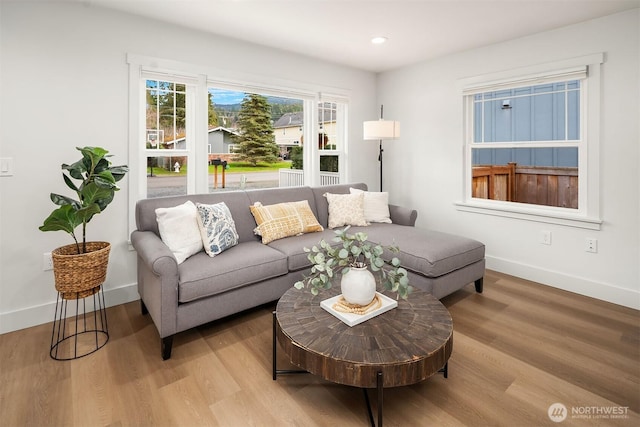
<box><xmin>340</xmin><ymin>265</ymin><xmax>376</xmax><ymax>306</ymax></box>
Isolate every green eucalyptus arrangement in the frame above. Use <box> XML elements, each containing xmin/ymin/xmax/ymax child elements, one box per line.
<box><xmin>294</xmin><ymin>226</ymin><xmax>412</xmax><ymax>299</ymax></box>
<box><xmin>39</xmin><ymin>146</ymin><xmax>128</xmax><ymax>254</ymax></box>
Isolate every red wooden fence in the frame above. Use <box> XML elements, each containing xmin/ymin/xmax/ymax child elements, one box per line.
<box><xmin>473</xmin><ymin>163</ymin><xmax>578</xmax><ymax>209</ymax></box>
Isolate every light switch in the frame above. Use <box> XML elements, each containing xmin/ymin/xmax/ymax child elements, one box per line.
<box><xmin>0</xmin><ymin>157</ymin><xmax>14</xmax><ymax>176</ymax></box>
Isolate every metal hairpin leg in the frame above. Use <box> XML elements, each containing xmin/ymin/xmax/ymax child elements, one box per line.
<box><xmin>363</xmin><ymin>363</ymin><xmax>449</xmax><ymax>427</ymax></box>
<box><xmin>441</xmin><ymin>362</ymin><xmax>448</xmax><ymax>378</ymax></box>
<box><xmin>272</xmin><ymin>311</ymin><xmax>306</xmax><ymax>379</ymax></box>
<box><xmin>363</xmin><ymin>371</ymin><xmax>384</xmax><ymax>427</ymax></box>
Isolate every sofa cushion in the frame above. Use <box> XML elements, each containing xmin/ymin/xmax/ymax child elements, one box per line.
<box><xmin>353</xmin><ymin>224</ymin><xmax>485</xmax><ymax>278</ymax></box>
<box><xmin>196</xmin><ymin>202</ymin><xmax>239</xmax><ymax>257</ymax></box>
<box><xmin>250</xmin><ymin>200</ymin><xmax>323</xmax><ymax>244</ymax></box>
<box><xmin>155</xmin><ymin>201</ymin><xmax>203</xmax><ymax>264</ymax></box>
<box><xmin>177</xmin><ymin>242</ymin><xmax>288</xmax><ymax>303</ymax></box>
<box><xmin>266</xmin><ymin>229</ymin><xmax>340</xmax><ymax>271</ymax></box>
<box><xmin>325</xmin><ymin>192</ymin><xmax>368</xmax><ymax>228</ymax></box>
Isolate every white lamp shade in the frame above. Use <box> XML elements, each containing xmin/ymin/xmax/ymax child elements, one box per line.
<box><xmin>363</xmin><ymin>120</ymin><xmax>400</xmax><ymax>140</ymax></box>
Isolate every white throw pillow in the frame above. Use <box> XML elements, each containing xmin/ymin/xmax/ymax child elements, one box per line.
<box><xmin>350</xmin><ymin>188</ymin><xmax>392</xmax><ymax>224</ymax></box>
<box><xmin>324</xmin><ymin>192</ymin><xmax>368</xmax><ymax>229</ymax></box>
<box><xmin>155</xmin><ymin>201</ymin><xmax>203</xmax><ymax>264</ymax></box>
<box><xmin>196</xmin><ymin>202</ymin><xmax>239</xmax><ymax>256</ymax></box>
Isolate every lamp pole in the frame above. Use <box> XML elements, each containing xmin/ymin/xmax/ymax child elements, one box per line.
<box><xmin>378</xmin><ymin>105</ymin><xmax>384</xmax><ymax>191</ymax></box>
<box><xmin>363</xmin><ymin>105</ymin><xmax>398</xmax><ymax>192</ymax></box>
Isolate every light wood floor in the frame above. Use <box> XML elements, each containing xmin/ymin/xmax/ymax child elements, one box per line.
<box><xmin>1</xmin><ymin>270</ymin><xmax>638</xmax><ymax>426</ymax></box>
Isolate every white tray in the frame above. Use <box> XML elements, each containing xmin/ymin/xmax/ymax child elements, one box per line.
<box><xmin>320</xmin><ymin>292</ymin><xmax>398</xmax><ymax>327</ymax></box>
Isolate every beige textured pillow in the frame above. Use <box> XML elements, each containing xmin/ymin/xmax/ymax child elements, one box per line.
<box><xmin>324</xmin><ymin>192</ymin><xmax>368</xmax><ymax>229</ymax></box>
<box><xmin>250</xmin><ymin>200</ymin><xmax>323</xmax><ymax>244</ymax></box>
<box><xmin>350</xmin><ymin>188</ymin><xmax>392</xmax><ymax>223</ymax></box>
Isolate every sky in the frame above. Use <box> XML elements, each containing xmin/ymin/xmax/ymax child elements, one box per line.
<box><xmin>208</xmin><ymin>88</ymin><xmax>246</xmax><ymax>105</ymax></box>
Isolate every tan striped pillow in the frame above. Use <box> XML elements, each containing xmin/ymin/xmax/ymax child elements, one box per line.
<box><xmin>250</xmin><ymin>200</ymin><xmax>323</xmax><ymax>244</ymax></box>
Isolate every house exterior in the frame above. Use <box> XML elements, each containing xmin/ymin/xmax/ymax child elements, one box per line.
<box><xmin>160</xmin><ymin>126</ymin><xmax>239</xmax><ymax>165</ymax></box>
<box><xmin>273</xmin><ymin>105</ymin><xmax>338</xmax><ymax>157</ymax></box>
<box><xmin>273</xmin><ymin>111</ymin><xmax>303</xmax><ymax>157</ymax></box>
<box><xmin>206</xmin><ymin>126</ymin><xmax>238</xmax><ymax>163</ymax></box>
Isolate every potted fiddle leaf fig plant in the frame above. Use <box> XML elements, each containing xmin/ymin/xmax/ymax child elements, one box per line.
<box><xmin>39</xmin><ymin>146</ymin><xmax>128</xmax><ymax>298</ymax></box>
<box><xmin>294</xmin><ymin>226</ymin><xmax>412</xmax><ymax>304</ymax></box>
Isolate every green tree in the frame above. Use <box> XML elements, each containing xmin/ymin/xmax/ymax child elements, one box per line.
<box><xmin>158</xmin><ymin>83</ymin><xmax>186</xmax><ymax>131</ymax></box>
<box><xmin>270</xmin><ymin>101</ymin><xmax>303</xmax><ymax>122</ymax></box>
<box><xmin>146</xmin><ymin>90</ymin><xmax>158</xmax><ymax>129</ymax></box>
<box><xmin>321</xmin><ymin>155</ymin><xmax>338</xmax><ymax>173</ymax></box>
<box><xmin>290</xmin><ymin>148</ymin><xmax>337</xmax><ymax>172</ymax></box>
<box><xmin>208</xmin><ymin>92</ymin><xmax>219</xmax><ymax>127</ymax></box>
<box><xmin>232</xmin><ymin>93</ymin><xmax>279</xmax><ymax>166</ymax></box>
<box><xmin>290</xmin><ymin>134</ymin><xmax>338</xmax><ymax>172</ymax></box>
<box><xmin>147</xmin><ymin>82</ymin><xmax>186</xmax><ymax>144</ymax></box>
<box><xmin>290</xmin><ymin>146</ymin><xmax>303</xmax><ymax>169</ymax></box>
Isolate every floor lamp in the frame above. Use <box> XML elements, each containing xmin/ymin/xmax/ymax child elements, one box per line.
<box><xmin>363</xmin><ymin>105</ymin><xmax>400</xmax><ymax>191</ymax></box>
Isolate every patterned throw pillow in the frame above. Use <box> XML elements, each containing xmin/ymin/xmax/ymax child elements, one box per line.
<box><xmin>324</xmin><ymin>192</ymin><xmax>368</xmax><ymax>228</ymax></box>
<box><xmin>250</xmin><ymin>200</ymin><xmax>323</xmax><ymax>244</ymax></box>
<box><xmin>196</xmin><ymin>202</ymin><xmax>239</xmax><ymax>257</ymax></box>
<box><xmin>155</xmin><ymin>201</ymin><xmax>203</xmax><ymax>264</ymax></box>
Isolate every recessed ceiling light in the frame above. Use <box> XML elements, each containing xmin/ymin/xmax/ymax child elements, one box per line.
<box><xmin>371</xmin><ymin>36</ymin><xmax>388</xmax><ymax>45</ymax></box>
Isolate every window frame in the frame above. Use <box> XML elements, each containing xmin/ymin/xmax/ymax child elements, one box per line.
<box><xmin>127</xmin><ymin>54</ymin><xmax>350</xmax><ymax>237</ymax></box>
<box><xmin>142</xmin><ymin>72</ymin><xmax>203</xmax><ymax>195</ymax></box>
<box><xmin>456</xmin><ymin>53</ymin><xmax>604</xmax><ymax>230</ymax></box>
<box><xmin>317</xmin><ymin>97</ymin><xmax>348</xmax><ymax>184</ymax></box>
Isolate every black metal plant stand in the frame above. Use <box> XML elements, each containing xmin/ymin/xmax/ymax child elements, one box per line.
<box><xmin>50</xmin><ymin>285</ymin><xmax>109</xmax><ymax>360</ymax></box>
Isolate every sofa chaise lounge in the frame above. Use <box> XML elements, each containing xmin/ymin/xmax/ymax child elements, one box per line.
<box><xmin>131</xmin><ymin>183</ymin><xmax>485</xmax><ymax>359</ymax></box>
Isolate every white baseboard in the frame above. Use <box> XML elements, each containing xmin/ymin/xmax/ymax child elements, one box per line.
<box><xmin>0</xmin><ymin>283</ymin><xmax>140</xmax><ymax>334</ymax></box>
<box><xmin>486</xmin><ymin>256</ymin><xmax>640</xmax><ymax>310</ymax></box>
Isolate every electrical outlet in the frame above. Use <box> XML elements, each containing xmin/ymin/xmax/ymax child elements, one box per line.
<box><xmin>585</xmin><ymin>238</ymin><xmax>598</xmax><ymax>253</ymax></box>
<box><xmin>43</xmin><ymin>252</ymin><xmax>53</xmax><ymax>271</ymax></box>
<box><xmin>0</xmin><ymin>157</ymin><xmax>13</xmax><ymax>177</ymax></box>
<box><xmin>540</xmin><ymin>230</ymin><xmax>552</xmax><ymax>245</ymax></box>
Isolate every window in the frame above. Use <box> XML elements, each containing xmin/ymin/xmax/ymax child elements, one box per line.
<box><xmin>471</xmin><ymin>80</ymin><xmax>581</xmax><ymax>209</ymax></box>
<box><xmin>458</xmin><ymin>54</ymin><xmax>604</xmax><ymax>229</ymax></box>
<box><xmin>127</xmin><ymin>54</ymin><xmax>350</xmax><ymax>236</ymax></box>
<box><xmin>207</xmin><ymin>86</ymin><xmax>306</xmax><ymax>191</ymax></box>
<box><xmin>144</xmin><ymin>78</ymin><xmax>193</xmax><ymax>198</ymax></box>
<box><xmin>318</xmin><ymin>101</ymin><xmax>346</xmax><ymax>185</ymax></box>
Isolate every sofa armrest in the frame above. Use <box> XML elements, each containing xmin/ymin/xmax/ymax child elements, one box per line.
<box><xmin>389</xmin><ymin>204</ymin><xmax>417</xmax><ymax>226</ymax></box>
<box><xmin>131</xmin><ymin>230</ymin><xmax>180</xmax><ymax>342</ymax></box>
<box><xmin>130</xmin><ymin>230</ymin><xmax>178</xmax><ymax>277</ymax></box>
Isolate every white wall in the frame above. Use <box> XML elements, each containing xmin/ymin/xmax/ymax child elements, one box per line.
<box><xmin>378</xmin><ymin>9</ymin><xmax>640</xmax><ymax>309</ymax></box>
<box><xmin>2</xmin><ymin>3</ymin><xmax>636</xmax><ymax>335</ymax></box>
<box><xmin>0</xmin><ymin>2</ymin><xmax>378</xmax><ymax>332</ymax></box>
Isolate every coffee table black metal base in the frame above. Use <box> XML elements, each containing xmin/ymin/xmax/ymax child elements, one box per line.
<box><xmin>359</xmin><ymin>367</ymin><xmax>447</xmax><ymax>427</ymax></box>
<box><xmin>272</xmin><ymin>307</ymin><xmax>450</xmax><ymax>427</ymax></box>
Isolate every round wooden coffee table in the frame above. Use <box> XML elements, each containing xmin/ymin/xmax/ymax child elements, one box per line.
<box><xmin>273</xmin><ymin>286</ymin><xmax>453</xmax><ymax>426</ymax></box>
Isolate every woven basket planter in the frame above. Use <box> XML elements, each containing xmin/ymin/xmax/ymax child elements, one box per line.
<box><xmin>52</xmin><ymin>241</ymin><xmax>111</xmax><ymax>300</ymax></box>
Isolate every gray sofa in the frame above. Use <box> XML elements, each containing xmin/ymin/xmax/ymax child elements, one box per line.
<box><xmin>131</xmin><ymin>183</ymin><xmax>485</xmax><ymax>359</ymax></box>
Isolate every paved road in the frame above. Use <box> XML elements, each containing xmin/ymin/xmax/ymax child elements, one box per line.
<box><xmin>147</xmin><ymin>171</ymin><xmax>279</xmax><ymax>198</ymax></box>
